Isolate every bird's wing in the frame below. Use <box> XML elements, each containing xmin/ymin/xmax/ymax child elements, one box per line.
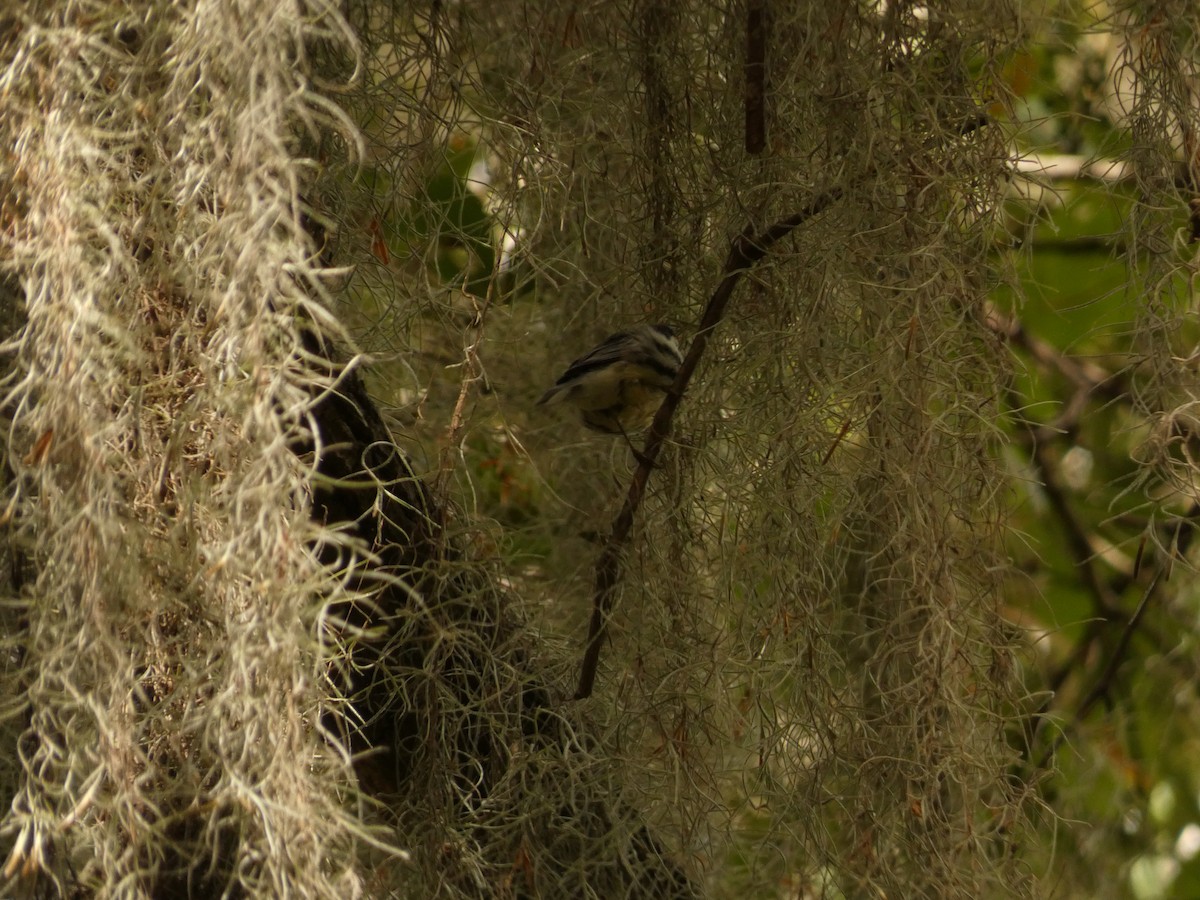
<box><xmin>551</xmin><ymin>331</ymin><xmax>634</xmax><ymax>385</ymax></box>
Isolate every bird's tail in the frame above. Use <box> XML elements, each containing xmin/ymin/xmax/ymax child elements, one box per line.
<box><xmin>537</xmin><ymin>384</ymin><xmax>566</xmax><ymax>406</ymax></box>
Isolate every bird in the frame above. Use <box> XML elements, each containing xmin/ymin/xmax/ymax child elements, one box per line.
<box><xmin>538</xmin><ymin>323</ymin><xmax>684</xmax><ymax>435</ymax></box>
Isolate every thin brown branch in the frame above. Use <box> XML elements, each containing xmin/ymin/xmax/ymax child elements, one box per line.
<box><xmin>984</xmin><ymin>302</ymin><xmax>1124</xmax><ymax>403</ymax></box>
<box><xmin>436</xmin><ymin>281</ymin><xmax>496</xmax><ymax>503</ymax></box>
<box><xmin>1027</xmin><ymin>435</ymin><xmax>1123</xmax><ymax>620</ymax></box>
<box><xmin>574</xmin><ymin>189</ymin><xmax>841</xmax><ymax>700</ymax></box>
<box><xmin>1033</xmin><ymin>506</ymin><xmax>1198</xmax><ymax>770</ymax></box>
<box><xmin>744</xmin><ymin>0</ymin><xmax>767</xmax><ymax>155</ymax></box>
<box><xmin>1033</xmin><ymin>570</ymin><xmax>1162</xmax><ymax>770</ymax></box>
<box><xmin>992</xmin><ymin>306</ymin><xmax>1200</xmax><ymax>772</ymax></box>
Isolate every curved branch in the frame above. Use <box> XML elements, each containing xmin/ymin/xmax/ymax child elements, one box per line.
<box><xmin>574</xmin><ymin>189</ymin><xmax>842</xmax><ymax>699</ymax></box>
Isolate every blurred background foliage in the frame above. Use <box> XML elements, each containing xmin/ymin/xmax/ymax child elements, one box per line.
<box><xmin>993</xmin><ymin>8</ymin><xmax>1200</xmax><ymax>899</ymax></box>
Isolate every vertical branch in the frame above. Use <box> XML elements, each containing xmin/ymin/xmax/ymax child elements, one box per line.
<box><xmin>637</xmin><ymin>0</ymin><xmax>685</xmax><ymax>299</ymax></box>
<box><xmin>745</xmin><ymin>0</ymin><xmax>767</xmax><ymax>155</ymax></box>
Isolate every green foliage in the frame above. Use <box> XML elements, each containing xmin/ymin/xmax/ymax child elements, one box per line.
<box><xmin>997</xmin><ymin>68</ymin><xmax>1200</xmax><ymax>898</ymax></box>
<box><xmin>360</xmin><ymin>140</ymin><xmax>497</xmax><ymax>297</ymax></box>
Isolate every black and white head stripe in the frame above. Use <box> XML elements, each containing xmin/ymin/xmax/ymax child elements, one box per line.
<box><xmin>642</xmin><ymin>323</ymin><xmax>684</xmax><ymax>373</ymax></box>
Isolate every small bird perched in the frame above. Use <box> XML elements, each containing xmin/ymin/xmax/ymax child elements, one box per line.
<box><xmin>538</xmin><ymin>323</ymin><xmax>684</xmax><ymax>435</ymax></box>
